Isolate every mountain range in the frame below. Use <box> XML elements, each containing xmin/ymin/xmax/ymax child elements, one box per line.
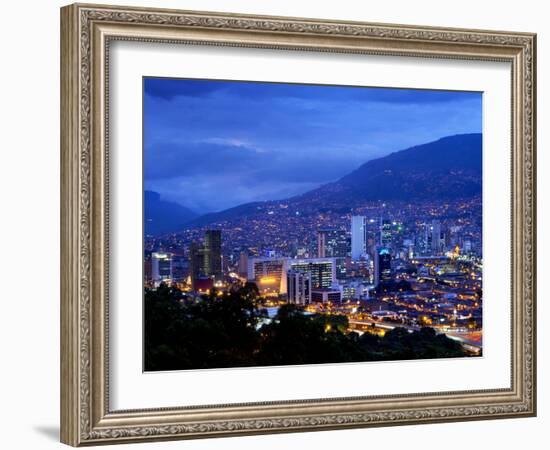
<box><xmin>302</xmin><ymin>132</ymin><xmax>482</xmax><ymax>203</ymax></box>
<box><xmin>146</xmin><ymin>133</ymin><xmax>482</xmax><ymax>234</ymax></box>
<box><xmin>144</xmin><ymin>191</ymin><xmax>198</xmax><ymax>236</ymax></box>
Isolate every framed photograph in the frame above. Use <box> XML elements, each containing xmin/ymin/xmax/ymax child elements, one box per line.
<box><xmin>60</xmin><ymin>3</ymin><xmax>536</xmax><ymax>446</ymax></box>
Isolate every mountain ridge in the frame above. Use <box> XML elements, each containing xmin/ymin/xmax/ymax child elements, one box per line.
<box><xmin>144</xmin><ymin>190</ymin><xmax>198</xmax><ymax>236</ymax></box>
<box><xmin>160</xmin><ymin>133</ymin><xmax>482</xmax><ymax>231</ymax></box>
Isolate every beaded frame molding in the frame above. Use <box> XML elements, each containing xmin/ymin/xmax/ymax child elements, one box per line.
<box><xmin>60</xmin><ymin>3</ymin><xmax>536</xmax><ymax>446</ymax></box>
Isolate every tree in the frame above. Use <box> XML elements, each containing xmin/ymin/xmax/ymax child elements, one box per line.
<box><xmin>144</xmin><ymin>285</ymin><xmax>467</xmax><ymax>371</ymax></box>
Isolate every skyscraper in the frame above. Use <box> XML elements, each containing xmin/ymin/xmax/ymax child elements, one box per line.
<box><xmin>374</xmin><ymin>247</ymin><xmax>392</xmax><ymax>287</ymax></box>
<box><xmin>380</xmin><ymin>218</ymin><xmax>392</xmax><ymax>248</ymax></box>
<box><xmin>428</xmin><ymin>220</ymin><xmax>443</xmax><ymax>255</ymax></box>
<box><xmin>289</xmin><ymin>258</ymin><xmax>336</xmax><ymax>289</ymax></box>
<box><xmin>171</xmin><ymin>251</ymin><xmax>189</xmax><ymax>284</ymax></box>
<box><xmin>204</xmin><ymin>229</ymin><xmax>222</xmax><ymax>280</ymax></box>
<box><xmin>317</xmin><ymin>230</ymin><xmax>328</xmax><ymax>258</ymax></box>
<box><xmin>319</xmin><ymin>229</ymin><xmax>347</xmax><ymax>258</ymax></box>
<box><xmin>351</xmin><ymin>216</ymin><xmax>367</xmax><ymax>260</ymax></box>
<box><xmin>189</xmin><ymin>242</ymin><xmax>206</xmax><ymax>289</ymax></box>
<box><xmin>238</xmin><ymin>251</ymin><xmax>249</xmax><ymax>278</ymax></box>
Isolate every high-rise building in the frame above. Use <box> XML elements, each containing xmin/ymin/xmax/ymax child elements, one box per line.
<box><xmin>171</xmin><ymin>251</ymin><xmax>189</xmax><ymax>284</ymax></box>
<box><xmin>288</xmin><ymin>258</ymin><xmax>336</xmax><ymax>289</ymax></box>
<box><xmin>380</xmin><ymin>218</ymin><xmax>392</xmax><ymax>248</ymax></box>
<box><xmin>374</xmin><ymin>247</ymin><xmax>392</xmax><ymax>287</ymax></box>
<box><xmin>426</xmin><ymin>220</ymin><xmax>443</xmax><ymax>255</ymax></box>
<box><xmin>287</xmin><ymin>270</ymin><xmax>311</xmax><ymax>305</ymax></box>
<box><xmin>318</xmin><ymin>229</ymin><xmax>350</xmax><ymax>279</ymax></box>
<box><xmin>248</xmin><ymin>257</ymin><xmax>336</xmax><ymax>294</ymax></box>
<box><xmin>317</xmin><ymin>230</ymin><xmax>328</xmax><ymax>258</ymax></box>
<box><xmin>151</xmin><ymin>252</ymin><xmax>173</xmax><ymax>286</ymax></box>
<box><xmin>204</xmin><ymin>230</ymin><xmax>222</xmax><ymax>280</ymax></box>
<box><xmin>189</xmin><ymin>242</ymin><xmax>206</xmax><ymax>289</ymax></box>
<box><xmin>326</xmin><ymin>230</ymin><xmax>350</xmax><ymax>257</ymax></box>
<box><xmin>351</xmin><ymin>216</ymin><xmax>367</xmax><ymax>260</ymax></box>
<box><xmin>238</xmin><ymin>251</ymin><xmax>249</xmax><ymax>278</ymax></box>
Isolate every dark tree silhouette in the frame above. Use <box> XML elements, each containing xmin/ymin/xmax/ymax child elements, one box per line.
<box><xmin>144</xmin><ymin>285</ymin><xmax>467</xmax><ymax>371</ymax></box>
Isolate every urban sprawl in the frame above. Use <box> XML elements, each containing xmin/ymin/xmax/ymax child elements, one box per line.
<box><xmin>145</xmin><ymin>197</ymin><xmax>482</xmax><ymax>354</ymax></box>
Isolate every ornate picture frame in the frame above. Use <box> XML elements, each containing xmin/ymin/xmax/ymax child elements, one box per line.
<box><xmin>60</xmin><ymin>3</ymin><xmax>536</xmax><ymax>446</ymax></box>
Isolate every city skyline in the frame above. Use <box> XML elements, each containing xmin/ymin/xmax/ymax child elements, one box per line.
<box><xmin>143</xmin><ymin>78</ymin><xmax>483</xmax><ymax>371</ymax></box>
<box><xmin>144</xmin><ymin>77</ymin><xmax>482</xmax><ymax>214</ymax></box>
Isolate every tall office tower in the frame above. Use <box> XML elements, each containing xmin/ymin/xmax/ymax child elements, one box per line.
<box><xmin>288</xmin><ymin>258</ymin><xmax>336</xmax><ymax>289</ymax></box>
<box><xmin>204</xmin><ymin>229</ymin><xmax>222</xmax><ymax>280</ymax></box>
<box><xmin>286</xmin><ymin>270</ymin><xmax>312</xmax><ymax>305</ymax></box>
<box><xmin>189</xmin><ymin>242</ymin><xmax>206</xmax><ymax>288</ymax></box>
<box><xmin>323</xmin><ymin>229</ymin><xmax>350</xmax><ymax>279</ymax></box>
<box><xmin>430</xmin><ymin>220</ymin><xmax>443</xmax><ymax>255</ymax></box>
<box><xmin>318</xmin><ymin>229</ymin><xmax>350</xmax><ymax>258</ymax></box>
<box><xmin>171</xmin><ymin>251</ymin><xmax>190</xmax><ymax>284</ymax></box>
<box><xmin>374</xmin><ymin>248</ymin><xmax>392</xmax><ymax>287</ymax></box>
<box><xmin>351</xmin><ymin>216</ymin><xmax>367</xmax><ymax>260</ymax></box>
<box><xmin>317</xmin><ymin>230</ymin><xmax>328</xmax><ymax>258</ymax></box>
<box><xmin>151</xmin><ymin>252</ymin><xmax>173</xmax><ymax>287</ymax></box>
<box><xmin>380</xmin><ymin>218</ymin><xmax>392</xmax><ymax>247</ymax></box>
<box><xmin>238</xmin><ymin>251</ymin><xmax>249</xmax><ymax>278</ymax></box>
<box><xmin>327</xmin><ymin>230</ymin><xmax>350</xmax><ymax>258</ymax></box>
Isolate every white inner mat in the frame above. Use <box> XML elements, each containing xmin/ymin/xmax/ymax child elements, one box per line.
<box><xmin>109</xmin><ymin>41</ymin><xmax>512</xmax><ymax>411</ymax></box>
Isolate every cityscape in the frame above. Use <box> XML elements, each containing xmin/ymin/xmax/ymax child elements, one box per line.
<box><xmin>143</xmin><ymin>78</ymin><xmax>483</xmax><ymax>371</ymax></box>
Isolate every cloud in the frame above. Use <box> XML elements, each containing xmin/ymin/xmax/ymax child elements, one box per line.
<box><xmin>144</xmin><ymin>76</ymin><xmax>481</xmax><ymax>105</ymax></box>
<box><xmin>144</xmin><ymin>139</ymin><xmax>361</xmax><ymax>185</ymax></box>
<box><xmin>144</xmin><ymin>77</ymin><xmax>224</xmax><ymax>100</ymax></box>
<box><xmin>143</xmin><ymin>78</ymin><xmax>482</xmax><ymax>213</ymax></box>
<box><xmin>145</xmin><ymin>175</ymin><xmax>320</xmax><ymax>213</ymax></box>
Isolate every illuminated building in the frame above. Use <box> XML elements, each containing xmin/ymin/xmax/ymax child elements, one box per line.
<box><xmin>311</xmin><ymin>287</ymin><xmax>342</xmax><ymax>304</ymax></box>
<box><xmin>238</xmin><ymin>251</ymin><xmax>249</xmax><ymax>278</ymax></box>
<box><xmin>204</xmin><ymin>230</ymin><xmax>222</xmax><ymax>281</ymax></box>
<box><xmin>248</xmin><ymin>257</ymin><xmax>336</xmax><ymax>294</ymax></box>
<box><xmin>151</xmin><ymin>252</ymin><xmax>173</xmax><ymax>286</ymax></box>
<box><xmin>380</xmin><ymin>218</ymin><xmax>392</xmax><ymax>247</ymax></box>
<box><xmin>194</xmin><ymin>277</ymin><xmax>214</xmax><ymax>294</ymax></box>
<box><xmin>425</xmin><ymin>219</ymin><xmax>443</xmax><ymax>255</ymax></box>
<box><xmin>351</xmin><ymin>216</ymin><xmax>367</xmax><ymax>260</ymax></box>
<box><xmin>317</xmin><ymin>230</ymin><xmax>328</xmax><ymax>258</ymax></box>
<box><xmin>317</xmin><ymin>229</ymin><xmax>349</xmax><ymax>279</ymax></box>
<box><xmin>288</xmin><ymin>258</ymin><xmax>336</xmax><ymax>289</ymax></box>
<box><xmin>189</xmin><ymin>242</ymin><xmax>206</xmax><ymax>289</ymax></box>
<box><xmin>171</xmin><ymin>252</ymin><xmax>189</xmax><ymax>284</ymax></box>
<box><xmin>248</xmin><ymin>257</ymin><xmax>287</xmax><ymax>295</ymax></box>
<box><xmin>318</xmin><ymin>229</ymin><xmax>349</xmax><ymax>257</ymax></box>
<box><xmin>287</xmin><ymin>270</ymin><xmax>311</xmax><ymax>305</ymax></box>
<box><xmin>374</xmin><ymin>247</ymin><xmax>392</xmax><ymax>286</ymax></box>
<box><xmin>189</xmin><ymin>230</ymin><xmax>223</xmax><ymax>289</ymax></box>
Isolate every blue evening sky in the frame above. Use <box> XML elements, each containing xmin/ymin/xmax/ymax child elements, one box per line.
<box><xmin>144</xmin><ymin>78</ymin><xmax>482</xmax><ymax>214</ymax></box>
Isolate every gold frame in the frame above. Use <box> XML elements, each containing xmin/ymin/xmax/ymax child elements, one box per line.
<box><xmin>60</xmin><ymin>3</ymin><xmax>537</xmax><ymax>446</ymax></box>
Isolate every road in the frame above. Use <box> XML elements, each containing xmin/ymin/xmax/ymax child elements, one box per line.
<box><xmin>348</xmin><ymin>319</ymin><xmax>482</xmax><ymax>354</ymax></box>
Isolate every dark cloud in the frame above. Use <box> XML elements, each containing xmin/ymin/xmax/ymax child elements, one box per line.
<box><xmin>143</xmin><ymin>78</ymin><xmax>482</xmax><ymax>213</ymax></box>
<box><xmin>144</xmin><ymin>140</ymin><xmax>359</xmax><ymax>185</ymax></box>
<box><xmin>144</xmin><ymin>77</ymin><xmax>224</xmax><ymax>100</ymax></box>
<box><xmin>144</xmin><ymin>76</ymin><xmax>480</xmax><ymax>104</ymax></box>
